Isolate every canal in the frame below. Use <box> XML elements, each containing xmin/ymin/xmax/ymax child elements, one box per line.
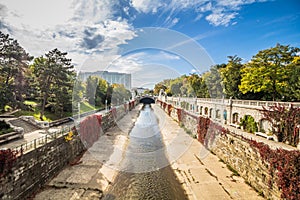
<box><xmin>102</xmin><ymin>104</ymin><xmax>188</xmax><ymax>200</ymax></box>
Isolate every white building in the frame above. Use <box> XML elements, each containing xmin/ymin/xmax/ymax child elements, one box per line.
<box><xmin>79</xmin><ymin>71</ymin><xmax>132</xmax><ymax>90</ymax></box>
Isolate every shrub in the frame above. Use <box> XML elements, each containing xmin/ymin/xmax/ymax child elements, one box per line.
<box><xmin>239</xmin><ymin>115</ymin><xmax>258</xmax><ymax>133</ymax></box>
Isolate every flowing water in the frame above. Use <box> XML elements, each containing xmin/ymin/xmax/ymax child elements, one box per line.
<box><xmin>102</xmin><ymin>104</ymin><xmax>188</xmax><ymax>200</ymax></box>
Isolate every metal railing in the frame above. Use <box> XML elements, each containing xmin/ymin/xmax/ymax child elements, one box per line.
<box><xmin>12</xmin><ymin>101</ymin><xmax>138</xmax><ymax>154</ymax></box>
<box><xmin>14</xmin><ymin>126</ymin><xmax>71</xmax><ymax>153</ymax></box>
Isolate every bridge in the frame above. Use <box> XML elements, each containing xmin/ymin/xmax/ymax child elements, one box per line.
<box><xmin>0</xmin><ymin>98</ymin><xmax>299</xmax><ymax>200</ymax></box>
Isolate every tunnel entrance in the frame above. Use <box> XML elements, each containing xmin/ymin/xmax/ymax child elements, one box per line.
<box><xmin>139</xmin><ymin>96</ymin><xmax>155</xmax><ymax>104</ymax></box>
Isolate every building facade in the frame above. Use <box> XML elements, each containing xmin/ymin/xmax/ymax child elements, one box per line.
<box><xmin>79</xmin><ymin>71</ymin><xmax>132</xmax><ymax>90</ymax></box>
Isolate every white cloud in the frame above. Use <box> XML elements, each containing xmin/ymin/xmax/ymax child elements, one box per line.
<box><xmin>190</xmin><ymin>69</ymin><xmax>197</xmax><ymax>73</ymax></box>
<box><xmin>216</xmin><ymin>0</ymin><xmax>256</xmax><ymax>9</ymax></box>
<box><xmin>171</xmin><ymin>18</ymin><xmax>180</xmax><ymax>26</ymax></box>
<box><xmin>129</xmin><ymin>0</ymin><xmax>267</xmax><ymax>27</ymax></box>
<box><xmin>0</xmin><ymin>0</ymin><xmax>74</xmax><ymax>29</ymax></box>
<box><xmin>130</xmin><ymin>0</ymin><xmax>166</xmax><ymax>13</ymax></box>
<box><xmin>198</xmin><ymin>2</ymin><xmax>213</xmax><ymax>12</ymax></box>
<box><xmin>206</xmin><ymin>11</ymin><xmax>237</xmax><ymax>26</ymax></box>
<box><xmin>0</xmin><ymin>0</ymin><xmax>137</xmax><ymax>70</ymax></box>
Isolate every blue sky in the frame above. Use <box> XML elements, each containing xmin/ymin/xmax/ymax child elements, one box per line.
<box><xmin>0</xmin><ymin>0</ymin><xmax>299</xmax><ymax>88</ymax></box>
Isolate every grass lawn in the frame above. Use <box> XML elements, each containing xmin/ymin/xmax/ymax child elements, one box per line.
<box><xmin>79</xmin><ymin>101</ymin><xmax>102</xmax><ymax>113</ymax></box>
<box><xmin>14</xmin><ymin>100</ymin><xmax>70</xmax><ymax>121</ymax></box>
<box><xmin>13</xmin><ymin>100</ymin><xmax>103</xmax><ymax>121</ymax></box>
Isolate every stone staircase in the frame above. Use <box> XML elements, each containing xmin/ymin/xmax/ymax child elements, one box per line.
<box><xmin>9</xmin><ymin>118</ymin><xmax>40</xmax><ymax>133</ymax></box>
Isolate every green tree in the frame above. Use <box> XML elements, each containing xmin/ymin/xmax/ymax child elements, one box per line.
<box><xmin>95</xmin><ymin>78</ymin><xmax>108</xmax><ymax>107</ymax></box>
<box><xmin>284</xmin><ymin>56</ymin><xmax>300</xmax><ymax>101</ymax></box>
<box><xmin>220</xmin><ymin>56</ymin><xmax>243</xmax><ymax>98</ymax></box>
<box><xmin>170</xmin><ymin>81</ymin><xmax>182</xmax><ymax>96</ymax></box>
<box><xmin>239</xmin><ymin>44</ymin><xmax>299</xmax><ymax>101</ymax></box>
<box><xmin>31</xmin><ymin>48</ymin><xmax>74</xmax><ymax>120</ymax></box>
<box><xmin>154</xmin><ymin>83</ymin><xmax>167</xmax><ymax>95</ymax></box>
<box><xmin>72</xmin><ymin>79</ymin><xmax>85</xmax><ymax>104</ymax></box>
<box><xmin>85</xmin><ymin>76</ymin><xmax>99</xmax><ymax>105</ymax></box>
<box><xmin>187</xmin><ymin>73</ymin><xmax>209</xmax><ymax>98</ymax></box>
<box><xmin>203</xmin><ymin>64</ymin><xmax>225</xmax><ymax>98</ymax></box>
<box><xmin>111</xmin><ymin>84</ymin><xmax>131</xmax><ymax>106</ymax></box>
<box><xmin>0</xmin><ymin>32</ymin><xmax>32</xmax><ymax>110</ymax></box>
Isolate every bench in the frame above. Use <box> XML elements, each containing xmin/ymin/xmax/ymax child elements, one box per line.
<box><xmin>255</xmin><ymin>132</ymin><xmax>274</xmax><ymax>140</ymax></box>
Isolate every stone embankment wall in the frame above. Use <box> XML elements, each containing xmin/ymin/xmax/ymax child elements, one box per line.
<box><xmin>157</xmin><ymin>100</ymin><xmax>299</xmax><ymax>200</ymax></box>
<box><xmin>0</xmin><ymin>101</ymin><xmax>137</xmax><ymax>200</ymax></box>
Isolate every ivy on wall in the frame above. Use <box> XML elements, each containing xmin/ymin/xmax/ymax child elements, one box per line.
<box><xmin>248</xmin><ymin>140</ymin><xmax>300</xmax><ymax>200</ymax></box>
<box><xmin>79</xmin><ymin>114</ymin><xmax>102</xmax><ymax>148</ymax></box>
<box><xmin>196</xmin><ymin>116</ymin><xmax>228</xmax><ymax>147</ymax></box>
<box><xmin>0</xmin><ymin>149</ymin><xmax>22</xmax><ymax>178</ymax></box>
<box><xmin>157</xmin><ymin>100</ymin><xmax>300</xmax><ymax>199</ymax></box>
<box><xmin>167</xmin><ymin>104</ymin><xmax>172</xmax><ymax>116</ymax></box>
<box><xmin>261</xmin><ymin>104</ymin><xmax>300</xmax><ymax>146</ymax></box>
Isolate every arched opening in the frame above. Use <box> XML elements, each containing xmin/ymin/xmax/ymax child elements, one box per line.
<box><xmin>216</xmin><ymin>109</ymin><xmax>221</xmax><ymax>119</ymax></box>
<box><xmin>140</xmin><ymin>97</ymin><xmax>155</xmax><ymax>104</ymax></box>
<box><xmin>259</xmin><ymin>119</ymin><xmax>271</xmax><ymax>134</ymax></box>
<box><xmin>240</xmin><ymin>115</ymin><xmax>258</xmax><ymax>133</ymax></box>
<box><xmin>204</xmin><ymin>107</ymin><xmax>208</xmax><ymax>115</ymax></box>
<box><xmin>209</xmin><ymin>108</ymin><xmax>213</xmax><ymax>118</ymax></box>
<box><xmin>232</xmin><ymin>113</ymin><xmax>239</xmax><ymax>124</ymax></box>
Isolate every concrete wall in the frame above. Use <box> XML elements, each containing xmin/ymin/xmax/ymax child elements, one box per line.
<box><xmin>0</xmin><ymin>102</ymin><xmax>137</xmax><ymax>200</ymax></box>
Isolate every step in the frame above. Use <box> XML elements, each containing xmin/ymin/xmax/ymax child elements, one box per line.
<box><xmin>9</xmin><ymin>118</ymin><xmax>40</xmax><ymax>133</ymax></box>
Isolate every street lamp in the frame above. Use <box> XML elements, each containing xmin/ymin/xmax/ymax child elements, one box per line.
<box><xmin>78</xmin><ymin>102</ymin><xmax>80</xmax><ymax>122</ymax></box>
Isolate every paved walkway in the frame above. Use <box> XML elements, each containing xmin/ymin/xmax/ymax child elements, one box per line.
<box><xmin>33</xmin><ymin>106</ymin><xmax>141</xmax><ymax>200</ymax></box>
<box><xmin>152</xmin><ymin>105</ymin><xmax>263</xmax><ymax>200</ymax></box>
<box><xmin>33</xmin><ymin>104</ymin><xmax>264</xmax><ymax>200</ymax></box>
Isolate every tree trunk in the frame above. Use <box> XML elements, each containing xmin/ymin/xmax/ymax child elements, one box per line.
<box><xmin>40</xmin><ymin>92</ymin><xmax>47</xmax><ymax>121</ymax></box>
<box><xmin>272</xmin><ymin>80</ymin><xmax>276</xmax><ymax>101</ymax></box>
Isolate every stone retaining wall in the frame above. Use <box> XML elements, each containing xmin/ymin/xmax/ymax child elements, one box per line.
<box><xmin>0</xmin><ymin>136</ymin><xmax>85</xmax><ymax>200</ymax></box>
<box><xmin>212</xmin><ymin>133</ymin><xmax>281</xmax><ymax>198</ymax></box>
<box><xmin>158</xmin><ymin>101</ymin><xmax>299</xmax><ymax>199</ymax></box>
<box><xmin>0</xmin><ymin>101</ymin><xmax>137</xmax><ymax>200</ymax></box>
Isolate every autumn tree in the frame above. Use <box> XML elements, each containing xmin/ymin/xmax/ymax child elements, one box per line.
<box><xmin>239</xmin><ymin>44</ymin><xmax>299</xmax><ymax>101</ymax></box>
<box><xmin>284</xmin><ymin>56</ymin><xmax>300</xmax><ymax>101</ymax></box>
<box><xmin>153</xmin><ymin>83</ymin><xmax>167</xmax><ymax>95</ymax></box>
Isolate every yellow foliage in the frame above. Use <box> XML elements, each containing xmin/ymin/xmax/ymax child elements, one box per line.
<box><xmin>65</xmin><ymin>131</ymin><xmax>73</xmax><ymax>142</ymax></box>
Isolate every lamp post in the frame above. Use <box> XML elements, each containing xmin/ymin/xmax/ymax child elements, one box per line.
<box><xmin>105</xmin><ymin>99</ymin><xmax>107</xmax><ymax>112</ymax></box>
<box><xmin>78</xmin><ymin>102</ymin><xmax>80</xmax><ymax>122</ymax></box>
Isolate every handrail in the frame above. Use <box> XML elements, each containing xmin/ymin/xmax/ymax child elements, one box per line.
<box><xmin>11</xmin><ymin>102</ymin><xmax>133</xmax><ymax>154</ymax></box>
<box><xmin>14</xmin><ymin>126</ymin><xmax>71</xmax><ymax>153</ymax></box>
<box><xmin>165</xmin><ymin>97</ymin><xmax>300</xmax><ymax>108</ymax></box>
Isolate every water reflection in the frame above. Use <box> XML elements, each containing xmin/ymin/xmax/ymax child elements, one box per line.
<box><xmin>102</xmin><ymin>104</ymin><xmax>188</xmax><ymax>200</ymax></box>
